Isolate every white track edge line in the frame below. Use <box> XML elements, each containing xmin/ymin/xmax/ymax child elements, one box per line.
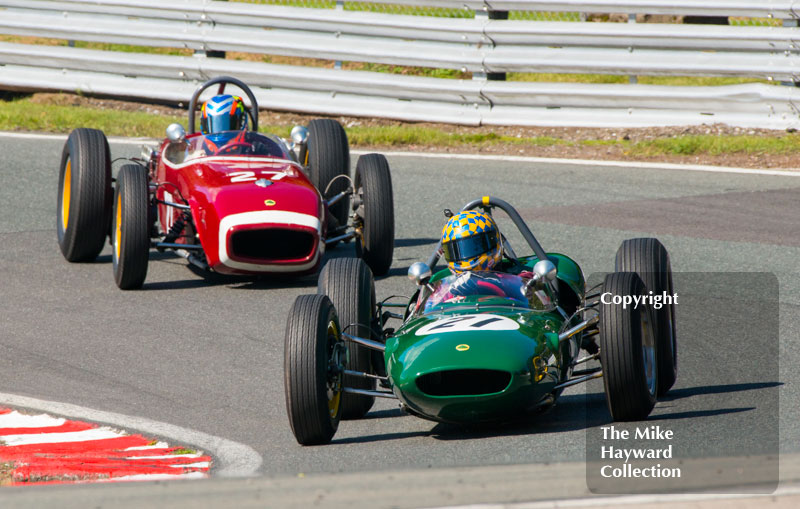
<box><xmin>428</xmin><ymin>483</ymin><xmax>800</xmax><ymax>509</ymax></box>
<box><xmin>0</xmin><ymin>131</ymin><xmax>154</xmax><ymax>145</ymax></box>
<box><xmin>1</xmin><ymin>428</ymin><xmax>124</xmax><ymax>446</ymax></box>
<box><xmin>128</xmin><ymin>453</ymin><xmax>203</xmax><ymax>460</ymax></box>
<box><xmin>95</xmin><ymin>472</ymin><xmax>208</xmax><ymax>483</ymax></box>
<box><xmin>351</xmin><ymin>150</ymin><xmax>800</xmax><ymax>177</ymax></box>
<box><xmin>2</xmin><ymin>131</ymin><xmax>798</xmax><ymax>176</ymax></box>
<box><xmin>0</xmin><ymin>393</ymin><xmax>262</xmax><ymax>477</ymax></box>
<box><xmin>0</xmin><ymin>411</ymin><xmax>66</xmax><ymax>428</ymax></box>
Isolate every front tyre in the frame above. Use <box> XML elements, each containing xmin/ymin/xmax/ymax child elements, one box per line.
<box><xmin>112</xmin><ymin>164</ymin><xmax>150</xmax><ymax>290</ymax></box>
<box><xmin>354</xmin><ymin>154</ymin><xmax>394</xmax><ymax>276</ymax></box>
<box><xmin>306</xmin><ymin>119</ymin><xmax>350</xmax><ymax>228</ymax></box>
<box><xmin>284</xmin><ymin>294</ymin><xmax>344</xmax><ymax>445</ymax></box>
<box><xmin>318</xmin><ymin>258</ymin><xmax>377</xmax><ymax>419</ymax></box>
<box><xmin>599</xmin><ymin>272</ymin><xmax>657</xmax><ymax>421</ymax></box>
<box><xmin>615</xmin><ymin>238</ymin><xmax>677</xmax><ymax>396</ymax></box>
<box><xmin>57</xmin><ymin>128</ymin><xmax>112</xmax><ymax>262</ymax></box>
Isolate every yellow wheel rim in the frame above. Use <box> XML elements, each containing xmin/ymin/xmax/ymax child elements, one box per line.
<box><xmin>114</xmin><ymin>192</ymin><xmax>122</xmax><ymax>259</ymax></box>
<box><xmin>327</xmin><ymin>320</ymin><xmax>342</xmax><ymax>418</ymax></box>
<box><xmin>61</xmin><ymin>159</ymin><xmax>71</xmax><ymax>231</ymax></box>
<box><xmin>328</xmin><ymin>387</ymin><xmax>341</xmax><ymax>418</ymax></box>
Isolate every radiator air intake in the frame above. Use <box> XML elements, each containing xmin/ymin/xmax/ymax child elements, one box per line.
<box><xmin>230</xmin><ymin>228</ymin><xmax>314</xmax><ymax>261</ymax></box>
<box><xmin>416</xmin><ymin>369</ymin><xmax>512</xmax><ymax>396</ymax></box>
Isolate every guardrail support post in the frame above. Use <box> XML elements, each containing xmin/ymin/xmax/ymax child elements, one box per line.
<box><xmin>627</xmin><ymin>14</ymin><xmax>637</xmax><ymax>84</ymax></box>
<box><xmin>474</xmin><ymin>7</ymin><xmax>507</xmax><ymax>81</ymax></box>
<box><xmin>335</xmin><ymin>0</ymin><xmax>344</xmax><ymax>70</ymax></box>
<box><xmin>205</xmin><ymin>0</ymin><xmax>225</xmax><ymax>59</ymax></box>
<box><xmin>781</xmin><ymin>18</ymin><xmax>799</xmax><ymax>87</ymax></box>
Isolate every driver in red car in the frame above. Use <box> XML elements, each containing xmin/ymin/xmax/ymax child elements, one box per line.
<box><xmin>425</xmin><ymin>210</ymin><xmax>541</xmax><ymax>310</ymax></box>
<box><xmin>199</xmin><ymin>94</ymin><xmax>250</xmax><ymax>155</ymax></box>
<box><xmin>197</xmin><ymin>94</ymin><xmax>284</xmax><ymax>157</ymax></box>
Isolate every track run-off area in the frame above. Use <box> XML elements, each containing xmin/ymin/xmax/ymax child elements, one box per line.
<box><xmin>0</xmin><ymin>132</ymin><xmax>799</xmax><ymax>506</ymax></box>
<box><xmin>0</xmin><ymin>406</ymin><xmax>210</xmax><ymax>484</ymax></box>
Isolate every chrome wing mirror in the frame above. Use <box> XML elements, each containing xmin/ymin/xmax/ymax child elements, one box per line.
<box><xmin>291</xmin><ymin>125</ymin><xmax>309</xmax><ymax>145</ymax></box>
<box><xmin>290</xmin><ymin>125</ymin><xmax>309</xmax><ymax>163</ymax></box>
<box><xmin>166</xmin><ymin>123</ymin><xmax>186</xmax><ymax>143</ymax></box>
<box><xmin>524</xmin><ymin>259</ymin><xmax>557</xmax><ymax>293</ymax></box>
<box><xmin>533</xmin><ymin>260</ymin><xmax>557</xmax><ymax>283</ymax></box>
<box><xmin>408</xmin><ymin>262</ymin><xmax>432</xmax><ymax>286</ymax></box>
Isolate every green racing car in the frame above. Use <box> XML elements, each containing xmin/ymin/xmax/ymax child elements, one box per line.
<box><xmin>283</xmin><ymin>196</ymin><xmax>677</xmax><ymax>445</ymax></box>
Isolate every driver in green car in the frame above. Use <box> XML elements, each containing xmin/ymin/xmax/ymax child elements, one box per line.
<box><xmin>426</xmin><ymin>210</ymin><xmax>540</xmax><ymax>310</ymax></box>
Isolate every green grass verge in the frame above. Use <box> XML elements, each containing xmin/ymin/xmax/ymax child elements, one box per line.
<box><xmin>507</xmin><ymin>73</ymin><xmax>773</xmax><ymax>86</ymax></box>
<box><xmin>2</xmin><ymin>95</ymin><xmax>798</xmax><ymax>157</ymax></box>
<box><xmin>345</xmin><ymin>125</ymin><xmax>565</xmax><ymax>147</ymax></box>
<box><xmin>627</xmin><ymin>135</ymin><xmax>800</xmax><ymax>156</ymax></box>
<box><xmin>0</xmin><ymin>97</ymin><xmax>184</xmax><ymax>138</ymax></box>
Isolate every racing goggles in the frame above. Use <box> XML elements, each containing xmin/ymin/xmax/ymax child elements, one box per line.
<box><xmin>442</xmin><ymin>230</ymin><xmax>499</xmax><ymax>263</ymax></box>
<box><xmin>204</xmin><ymin>114</ymin><xmax>234</xmax><ymax>134</ymax></box>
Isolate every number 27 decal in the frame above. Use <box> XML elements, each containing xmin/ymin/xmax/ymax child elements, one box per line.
<box><xmin>229</xmin><ymin>171</ymin><xmax>288</xmax><ymax>183</ymax></box>
<box><xmin>415</xmin><ymin>314</ymin><xmax>519</xmax><ymax>336</ymax></box>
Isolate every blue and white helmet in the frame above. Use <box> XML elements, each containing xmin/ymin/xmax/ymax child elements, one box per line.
<box><xmin>200</xmin><ymin>94</ymin><xmax>247</xmax><ymax>134</ymax></box>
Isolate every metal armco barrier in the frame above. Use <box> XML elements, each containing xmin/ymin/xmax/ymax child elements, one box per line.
<box><xmin>0</xmin><ymin>0</ymin><xmax>798</xmax><ymax>128</ymax></box>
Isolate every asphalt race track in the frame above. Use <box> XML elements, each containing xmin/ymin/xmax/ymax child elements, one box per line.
<box><xmin>1</xmin><ymin>134</ymin><xmax>799</xmax><ymax>504</ymax></box>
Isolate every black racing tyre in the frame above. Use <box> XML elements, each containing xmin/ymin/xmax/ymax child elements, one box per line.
<box><xmin>307</xmin><ymin>119</ymin><xmax>350</xmax><ymax>228</ymax></box>
<box><xmin>112</xmin><ymin>164</ymin><xmax>150</xmax><ymax>290</ymax></box>
<box><xmin>615</xmin><ymin>238</ymin><xmax>677</xmax><ymax>396</ymax></box>
<box><xmin>353</xmin><ymin>153</ymin><xmax>394</xmax><ymax>276</ymax></box>
<box><xmin>599</xmin><ymin>272</ymin><xmax>658</xmax><ymax>421</ymax></box>
<box><xmin>57</xmin><ymin>128</ymin><xmax>112</xmax><ymax>262</ymax></box>
<box><xmin>318</xmin><ymin>257</ymin><xmax>377</xmax><ymax>419</ymax></box>
<box><xmin>284</xmin><ymin>294</ymin><xmax>344</xmax><ymax>445</ymax></box>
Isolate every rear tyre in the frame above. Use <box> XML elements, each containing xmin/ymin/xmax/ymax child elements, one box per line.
<box><xmin>353</xmin><ymin>154</ymin><xmax>394</xmax><ymax>276</ymax></box>
<box><xmin>599</xmin><ymin>272</ymin><xmax>657</xmax><ymax>421</ymax></box>
<box><xmin>307</xmin><ymin>119</ymin><xmax>350</xmax><ymax>228</ymax></box>
<box><xmin>112</xmin><ymin>164</ymin><xmax>150</xmax><ymax>290</ymax></box>
<box><xmin>615</xmin><ymin>238</ymin><xmax>677</xmax><ymax>396</ymax></box>
<box><xmin>57</xmin><ymin>128</ymin><xmax>112</xmax><ymax>262</ymax></box>
<box><xmin>318</xmin><ymin>258</ymin><xmax>376</xmax><ymax>419</ymax></box>
<box><xmin>284</xmin><ymin>294</ymin><xmax>343</xmax><ymax>445</ymax></box>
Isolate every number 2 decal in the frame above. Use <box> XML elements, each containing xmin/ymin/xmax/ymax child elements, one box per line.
<box><xmin>415</xmin><ymin>314</ymin><xmax>519</xmax><ymax>336</ymax></box>
<box><xmin>229</xmin><ymin>171</ymin><xmax>256</xmax><ymax>182</ymax></box>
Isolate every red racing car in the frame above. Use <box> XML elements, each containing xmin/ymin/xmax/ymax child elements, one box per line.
<box><xmin>56</xmin><ymin>76</ymin><xmax>394</xmax><ymax>289</ymax></box>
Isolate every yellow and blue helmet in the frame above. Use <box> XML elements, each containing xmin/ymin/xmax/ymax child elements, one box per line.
<box><xmin>200</xmin><ymin>94</ymin><xmax>247</xmax><ymax>135</ymax></box>
<box><xmin>441</xmin><ymin>210</ymin><xmax>502</xmax><ymax>272</ymax></box>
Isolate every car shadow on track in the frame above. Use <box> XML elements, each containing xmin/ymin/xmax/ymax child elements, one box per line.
<box><xmin>361</xmin><ymin>408</ymin><xmax>406</xmax><ymax>420</ymax></box>
<box><xmin>380</xmin><ymin>265</ymin><xmax>413</xmax><ymax>278</ymax></box>
<box><xmin>331</xmin><ymin>393</ymin><xmax>609</xmax><ymax>445</ymax></box>
<box><xmin>658</xmin><ymin>382</ymin><xmax>782</xmax><ymax>402</ymax></box>
<box><xmin>644</xmin><ymin>381</ymin><xmax>781</xmax><ymax>421</ymax></box>
<box><xmin>141</xmin><ymin>261</ymin><xmax>319</xmax><ymax>291</ymax></box>
<box><xmin>394</xmin><ymin>237</ymin><xmax>439</xmax><ymax>248</ymax></box>
<box><xmin>331</xmin><ymin>381</ymin><xmax>781</xmax><ymax>445</ymax></box>
<box><xmin>428</xmin><ymin>392</ymin><xmax>610</xmax><ymax>442</ymax></box>
<box><xmin>332</xmin><ymin>430</ymin><xmax>433</xmax><ymax>444</ymax></box>
<box><xmin>93</xmin><ymin>251</ymin><xmax>177</xmax><ymax>264</ymax></box>
<box><xmin>647</xmin><ymin>407</ymin><xmax>756</xmax><ymax>420</ymax></box>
